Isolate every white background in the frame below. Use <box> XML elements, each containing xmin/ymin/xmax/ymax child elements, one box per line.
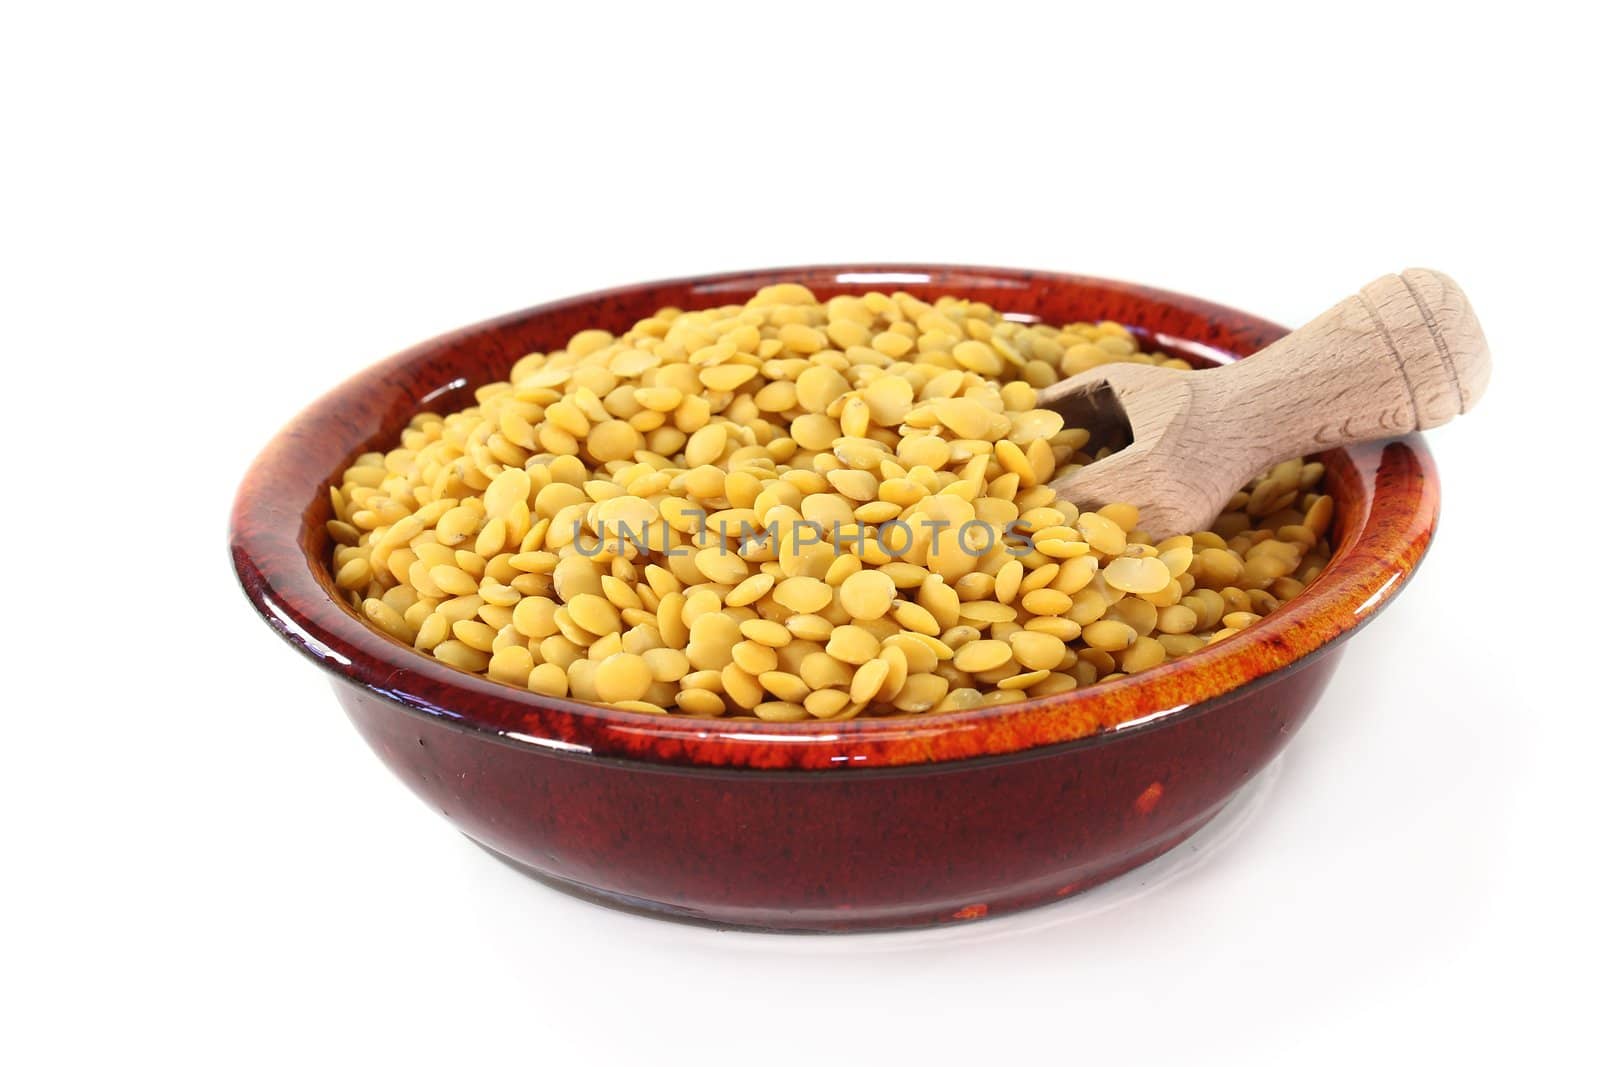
<box><xmin>4</xmin><ymin>3</ymin><xmax>1595</xmax><ymax>1064</ymax></box>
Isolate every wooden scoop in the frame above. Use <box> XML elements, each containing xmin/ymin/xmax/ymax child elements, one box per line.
<box><xmin>1042</xmin><ymin>268</ymin><xmax>1490</xmax><ymax>540</ymax></box>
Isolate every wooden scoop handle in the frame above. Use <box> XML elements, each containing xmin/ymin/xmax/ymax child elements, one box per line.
<box><xmin>1200</xmin><ymin>267</ymin><xmax>1490</xmax><ymax>470</ymax></box>
<box><xmin>1052</xmin><ymin>268</ymin><xmax>1490</xmax><ymax>541</ymax></box>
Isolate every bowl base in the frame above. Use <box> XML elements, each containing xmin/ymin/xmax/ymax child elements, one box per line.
<box><xmin>469</xmin><ymin>812</ymin><xmax>1221</xmax><ymax>934</ymax></box>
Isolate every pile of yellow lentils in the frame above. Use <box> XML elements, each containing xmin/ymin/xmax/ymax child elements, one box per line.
<box><xmin>327</xmin><ymin>284</ymin><xmax>1334</xmax><ymax>720</ymax></box>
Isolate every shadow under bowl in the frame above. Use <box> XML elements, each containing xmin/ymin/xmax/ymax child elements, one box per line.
<box><xmin>230</xmin><ymin>264</ymin><xmax>1438</xmax><ymax>932</ymax></box>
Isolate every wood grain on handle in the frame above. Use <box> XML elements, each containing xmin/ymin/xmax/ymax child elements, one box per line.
<box><xmin>1190</xmin><ymin>268</ymin><xmax>1491</xmax><ymax>472</ymax></box>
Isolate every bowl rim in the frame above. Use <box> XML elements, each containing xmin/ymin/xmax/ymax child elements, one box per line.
<box><xmin>229</xmin><ymin>264</ymin><xmax>1439</xmax><ymax>771</ymax></box>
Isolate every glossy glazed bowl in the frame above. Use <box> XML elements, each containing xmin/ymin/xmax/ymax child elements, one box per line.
<box><xmin>230</xmin><ymin>265</ymin><xmax>1438</xmax><ymax>931</ymax></box>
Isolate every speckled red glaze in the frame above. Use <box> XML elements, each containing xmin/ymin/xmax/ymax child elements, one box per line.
<box><xmin>231</xmin><ymin>265</ymin><xmax>1439</xmax><ymax>931</ymax></box>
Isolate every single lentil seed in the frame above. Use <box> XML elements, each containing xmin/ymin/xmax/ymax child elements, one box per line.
<box><xmin>1083</xmin><ymin>620</ymin><xmax>1138</xmax><ymax>652</ymax></box>
<box><xmin>838</xmin><ymin>569</ymin><xmax>896</xmax><ymax>620</ymax></box>
<box><xmin>952</xmin><ymin>640</ymin><xmax>1011</xmax><ymax>673</ymax></box>
<box><xmin>1104</xmin><ymin>556</ymin><xmax>1173</xmax><ymax>595</ymax></box>
<box><xmin>740</xmin><ymin>618</ymin><xmax>792</xmax><ymax>648</ymax></box>
<box><xmin>594</xmin><ymin>653</ymin><xmax>653</xmax><ymax>703</ymax></box>
<box><xmin>826</xmin><ymin>625</ymin><xmax>880</xmax><ymax>666</ymax></box>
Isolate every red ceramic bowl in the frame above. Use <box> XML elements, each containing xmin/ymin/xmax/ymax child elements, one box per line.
<box><xmin>230</xmin><ymin>265</ymin><xmax>1438</xmax><ymax>931</ymax></box>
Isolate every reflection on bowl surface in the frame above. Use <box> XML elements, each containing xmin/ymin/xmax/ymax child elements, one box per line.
<box><xmin>231</xmin><ymin>265</ymin><xmax>1438</xmax><ymax>931</ymax></box>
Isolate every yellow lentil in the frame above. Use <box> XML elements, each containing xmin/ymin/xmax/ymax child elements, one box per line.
<box><xmin>826</xmin><ymin>625</ymin><xmax>881</xmax><ymax>666</ymax></box>
<box><xmin>594</xmin><ymin>653</ymin><xmax>653</xmax><ymax>703</ymax></box>
<box><xmin>567</xmin><ymin>593</ymin><xmax>620</xmax><ymax>636</ymax></box>
<box><xmin>1083</xmin><ymin>620</ymin><xmax>1139</xmax><ymax>652</ymax></box>
<box><xmin>850</xmin><ymin>658</ymin><xmax>891</xmax><ymax>703</ymax></box>
<box><xmin>1103</xmin><ymin>556</ymin><xmax>1173</xmax><ymax>595</ymax></box>
<box><xmin>725</xmin><ymin>572</ymin><xmax>775</xmax><ymax>608</ymax></box>
<box><xmin>694</xmin><ymin>546</ymin><xmax>748</xmax><ymax>585</ymax></box>
<box><xmin>892</xmin><ymin>673</ymin><xmax>950</xmax><ymax>713</ymax></box>
<box><xmin>1010</xmin><ymin>631</ymin><xmax>1068</xmax><ymax>672</ymax></box>
<box><xmin>838</xmin><ymin>569</ymin><xmax>896</xmax><ymax>620</ymax></box>
<box><xmin>804</xmin><ymin>689</ymin><xmax>853</xmax><ymax>719</ymax></box>
<box><xmin>953</xmin><ymin>640</ymin><xmax>1011</xmax><ymax>673</ymax></box>
<box><xmin>1120</xmin><ymin>636</ymin><xmax>1167</xmax><ymax>673</ymax></box>
<box><xmin>740</xmin><ymin>618</ymin><xmax>792</xmax><ymax>648</ymax></box>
